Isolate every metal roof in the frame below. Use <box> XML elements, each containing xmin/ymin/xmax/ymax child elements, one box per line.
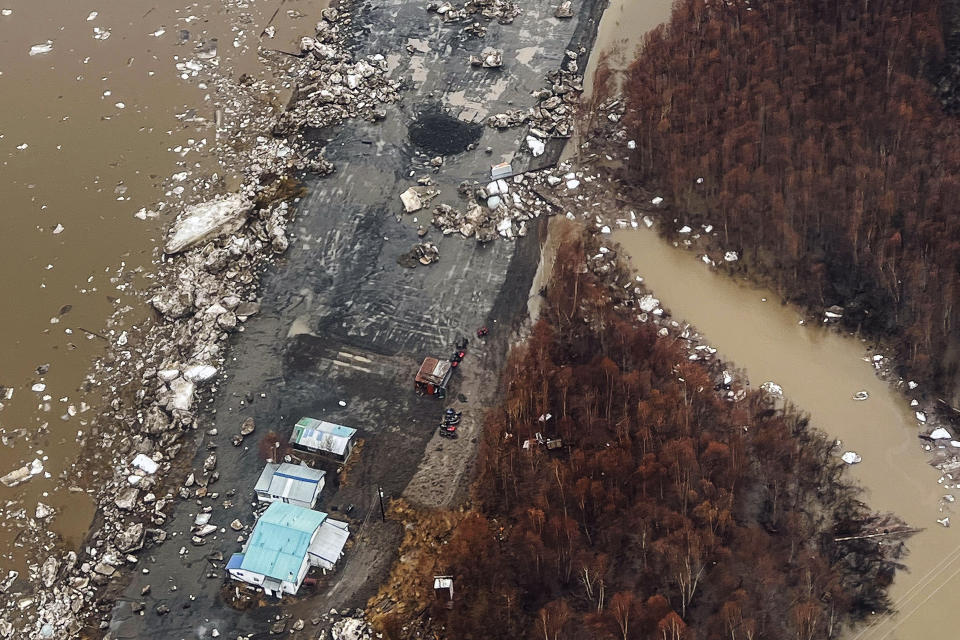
<box><xmin>254</xmin><ymin>463</ymin><xmax>325</xmax><ymax>505</ymax></box>
<box><xmin>307</xmin><ymin>518</ymin><xmax>350</xmax><ymax>567</ymax></box>
<box><xmin>240</xmin><ymin>502</ymin><xmax>327</xmax><ymax>582</ymax></box>
<box><xmin>415</xmin><ymin>357</ymin><xmax>452</xmax><ymax>386</ymax></box>
<box><xmin>226</xmin><ymin>553</ymin><xmax>244</xmax><ymax>571</ymax></box>
<box><xmin>291</xmin><ymin>418</ymin><xmax>357</xmax><ymax>456</ymax></box>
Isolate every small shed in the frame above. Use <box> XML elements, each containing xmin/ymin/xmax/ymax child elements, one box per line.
<box><xmin>254</xmin><ymin>462</ymin><xmax>326</xmax><ymax>509</ymax></box>
<box><xmin>415</xmin><ymin>357</ymin><xmax>452</xmax><ymax>396</ymax></box>
<box><xmin>290</xmin><ymin>417</ymin><xmax>357</xmax><ymax>463</ymax></box>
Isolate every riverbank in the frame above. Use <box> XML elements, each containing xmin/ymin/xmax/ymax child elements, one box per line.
<box><xmin>0</xmin><ymin>2</ymin><xmax>404</xmax><ymax>636</ymax></box>
<box><xmin>93</xmin><ymin>0</ymin><xmax>617</xmax><ymax>638</ymax></box>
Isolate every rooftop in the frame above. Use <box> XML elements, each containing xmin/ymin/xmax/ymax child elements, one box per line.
<box><xmin>254</xmin><ymin>463</ymin><xmax>326</xmax><ymax>504</ymax></box>
<box><xmin>240</xmin><ymin>502</ymin><xmax>327</xmax><ymax>581</ymax></box>
<box><xmin>291</xmin><ymin>418</ymin><xmax>357</xmax><ymax>456</ymax></box>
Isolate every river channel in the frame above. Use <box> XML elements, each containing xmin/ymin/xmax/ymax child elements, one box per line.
<box><xmin>613</xmin><ymin>226</ymin><xmax>960</xmax><ymax>640</ymax></box>
<box><xmin>0</xmin><ymin>0</ymin><xmax>321</xmax><ymax>572</ymax></box>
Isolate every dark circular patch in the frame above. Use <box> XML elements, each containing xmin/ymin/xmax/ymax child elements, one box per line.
<box><xmin>408</xmin><ymin>109</ymin><xmax>483</xmax><ymax>156</ymax></box>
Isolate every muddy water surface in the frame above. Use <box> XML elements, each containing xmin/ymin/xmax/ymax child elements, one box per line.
<box><xmin>0</xmin><ymin>0</ymin><xmax>320</xmax><ymax>571</ymax></box>
<box><xmin>613</xmin><ymin>226</ymin><xmax>959</xmax><ymax>640</ymax></box>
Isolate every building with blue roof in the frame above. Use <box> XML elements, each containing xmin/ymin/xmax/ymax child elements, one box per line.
<box><xmin>254</xmin><ymin>462</ymin><xmax>326</xmax><ymax>509</ymax></box>
<box><xmin>226</xmin><ymin>501</ymin><xmax>350</xmax><ymax>597</ymax></box>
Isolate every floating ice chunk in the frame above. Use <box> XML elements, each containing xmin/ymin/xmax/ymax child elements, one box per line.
<box><xmin>16</xmin><ymin>143</ymin><xmax>28</xmax><ymax>150</ymax></box>
<box><xmin>1</xmin><ymin>9</ymin><xmax>11</xmax><ymax>16</ymax></box>
<box><xmin>696</xmin><ymin>177</ymin><xmax>704</xmax><ymax>184</ymax></box>
<box><xmin>29</xmin><ymin>41</ymin><xmax>53</xmax><ymax>55</ymax></box>
<box><xmin>937</xmin><ymin>517</ymin><xmax>950</xmax><ymax>527</ymax></box>
<box><xmin>916</xmin><ymin>411</ymin><xmax>927</xmax><ymax>423</ymax></box>
<box><xmin>908</xmin><ymin>380</ymin><xmax>918</xmax><ymax>390</ymax></box>
<box><xmin>1</xmin><ymin>460</ymin><xmax>43</xmax><ymax>487</ymax></box>
<box><xmin>31</xmin><ymin>383</ymin><xmax>46</xmax><ymax>393</ymax></box>
<box><xmin>678</xmin><ymin>225</ymin><xmax>692</xmax><ymax>234</ymax></box>
<box><xmin>638</xmin><ymin>295</ymin><xmax>659</xmax><ymax>313</ymax></box>
<box><xmin>115</xmin><ymin>102</ymin><xmax>125</xmax><ymax>109</ymax></box>
<box><xmin>52</xmin><ymin>224</ymin><xmax>64</xmax><ymax>234</ymax></box>
<box><xmin>600</xmin><ymin>225</ymin><xmax>611</xmax><ymax>234</ymax></box>
<box><xmin>760</xmin><ymin>381</ymin><xmax>783</xmax><ymax>397</ymax></box>
<box><xmin>841</xmin><ymin>451</ymin><xmax>861</xmax><ymax>464</ymax></box>
<box><xmin>150</xmin><ymin>28</ymin><xmax>165</xmax><ymax>37</ymax></box>
<box><xmin>338</xmin><ymin>400</ymin><xmax>347</xmax><ymax>407</ymax></box>
<box><xmin>724</xmin><ymin>251</ymin><xmax>739</xmax><ymax>262</ymax></box>
<box><xmin>929</xmin><ymin>427</ymin><xmax>951</xmax><ymax>440</ymax></box>
<box><xmin>651</xmin><ymin>196</ymin><xmax>663</xmax><ymax>205</ymax></box>
<box><xmin>86</xmin><ymin>11</ymin><xmax>98</xmax><ymax>21</ymax></box>
<box><xmin>852</xmin><ymin>391</ymin><xmax>869</xmax><ymax>401</ymax></box>
<box><xmin>566</xmin><ymin>179</ymin><xmax>580</xmax><ymax>190</ymax></box>
<box><xmin>131</xmin><ymin>454</ymin><xmax>158</xmax><ymax>475</ymax></box>
<box><xmin>627</xmin><ymin>140</ymin><xmax>636</xmax><ymax>150</ymax></box>
<box><xmin>703</xmin><ymin>224</ymin><xmax>713</xmax><ymax>233</ymax></box>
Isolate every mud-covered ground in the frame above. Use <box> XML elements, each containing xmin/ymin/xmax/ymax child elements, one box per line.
<box><xmin>106</xmin><ymin>0</ymin><xmax>607</xmax><ymax>637</ymax></box>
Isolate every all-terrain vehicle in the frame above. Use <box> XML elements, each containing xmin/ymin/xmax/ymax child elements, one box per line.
<box><xmin>439</xmin><ymin>424</ymin><xmax>459</xmax><ymax>439</ymax></box>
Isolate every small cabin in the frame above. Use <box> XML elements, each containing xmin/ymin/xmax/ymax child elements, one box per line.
<box><xmin>254</xmin><ymin>462</ymin><xmax>326</xmax><ymax>509</ymax></box>
<box><xmin>289</xmin><ymin>417</ymin><xmax>357</xmax><ymax>463</ymax></box>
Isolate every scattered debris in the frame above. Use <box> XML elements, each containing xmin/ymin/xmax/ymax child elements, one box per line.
<box><xmin>852</xmin><ymin>391</ymin><xmax>869</xmax><ymax>401</ymax></box>
<box><xmin>398</xmin><ymin>243</ymin><xmax>440</xmax><ymax>268</ymax></box>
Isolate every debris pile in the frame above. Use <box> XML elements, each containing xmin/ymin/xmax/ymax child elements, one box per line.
<box><xmin>426</xmin><ymin>0</ymin><xmax>522</xmax><ymax>26</ymax></box>
<box><xmin>487</xmin><ymin>55</ymin><xmax>585</xmax><ymax>139</ymax></box>
<box><xmin>398</xmin><ymin>242</ymin><xmax>441</xmax><ymax>268</ymax></box>
<box><xmin>469</xmin><ymin>49</ymin><xmax>503</xmax><ymax>68</ymax></box>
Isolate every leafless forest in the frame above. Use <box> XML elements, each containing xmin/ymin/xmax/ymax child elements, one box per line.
<box><xmin>423</xmin><ymin>231</ymin><xmax>900</xmax><ymax>640</ymax></box>
<box><xmin>624</xmin><ymin>0</ymin><xmax>960</xmax><ymax>392</ymax></box>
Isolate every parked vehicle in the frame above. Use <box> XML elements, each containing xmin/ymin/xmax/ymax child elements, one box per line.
<box><xmin>439</xmin><ymin>424</ymin><xmax>459</xmax><ymax>439</ymax></box>
<box><xmin>443</xmin><ymin>409</ymin><xmax>462</xmax><ymax>425</ymax></box>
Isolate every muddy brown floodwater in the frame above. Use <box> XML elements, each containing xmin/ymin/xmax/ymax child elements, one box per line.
<box><xmin>613</xmin><ymin>226</ymin><xmax>960</xmax><ymax>639</ymax></box>
<box><xmin>0</xmin><ymin>0</ymin><xmax>324</xmax><ymax>572</ymax></box>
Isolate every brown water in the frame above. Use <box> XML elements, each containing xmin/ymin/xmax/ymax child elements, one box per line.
<box><xmin>0</xmin><ymin>0</ymin><xmax>320</xmax><ymax>571</ymax></box>
<box><xmin>613</xmin><ymin>226</ymin><xmax>960</xmax><ymax>640</ymax></box>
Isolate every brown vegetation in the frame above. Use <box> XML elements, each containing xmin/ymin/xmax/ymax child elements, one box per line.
<box><xmin>622</xmin><ymin>0</ymin><xmax>960</xmax><ymax>392</ymax></box>
<box><xmin>412</xmin><ymin>230</ymin><xmax>902</xmax><ymax>640</ymax></box>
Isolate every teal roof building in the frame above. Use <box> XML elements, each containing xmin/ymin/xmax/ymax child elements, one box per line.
<box><xmin>227</xmin><ymin>501</ymin><xmax>350</xmax><ymax>597</ymax></box>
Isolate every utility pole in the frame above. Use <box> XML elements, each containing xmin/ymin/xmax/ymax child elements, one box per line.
<box><xmin>378</xmin><ymin>486</ymin><xmax>385</xmax><ymax>521</ymax></box>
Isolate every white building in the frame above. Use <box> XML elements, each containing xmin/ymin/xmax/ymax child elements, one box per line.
<box><xmin>254</xmin><ymin>462</ymin><xmax>325</xmax><ymax>509</ymax></box>
<box><xmin>289</xmin><ymin>417</ymin><xmax>357</xmax><ymax>463</ymax></box>
<box><xmin>226</xmin><ymin>502</ymin><xmax>349</xmax><ymax>597</ymax></box>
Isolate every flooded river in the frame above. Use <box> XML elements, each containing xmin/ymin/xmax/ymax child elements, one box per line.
<box><xmin>613</xmin><ymin>227</ymin><xmax>960</xmax><ymax>640</ymax></box>
<box><xmin>0</xmin><ymin>0</ymin><xmax>320</xmax><ymax>572</ymax></box>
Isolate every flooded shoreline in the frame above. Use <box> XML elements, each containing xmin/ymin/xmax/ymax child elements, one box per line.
<box><xmin>612</xmin><ymin>225</ymin><xmax>959</xmax><ymax>640</ymax></box>
<box><xmin>0</xmin><ymin>0</ymin><xmax>331</xmax><ymax>573</ymax></box>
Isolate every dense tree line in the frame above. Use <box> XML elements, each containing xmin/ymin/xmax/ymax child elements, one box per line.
<box><xmin>428</xmin><ymin>232</ymin><xmax>898</xmax><ymax>640</ymax></box>
<box><xmin>622</xmin><ymin>0</ymin><xmax>960</xmax><ymax>392</ymax></box>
